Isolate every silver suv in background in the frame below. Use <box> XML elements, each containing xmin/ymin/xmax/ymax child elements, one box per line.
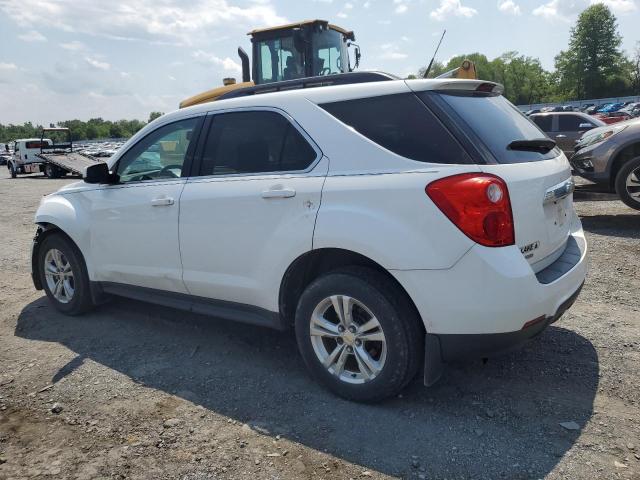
<box><xmin>530</xmin><ymin>112</ymin><xmax>605</xmax><ymax>157</ymax></box>
<box><xmin>571</xmin><ymin>118</ymin><xmax>640</xmax><ymax>210</ymax></box>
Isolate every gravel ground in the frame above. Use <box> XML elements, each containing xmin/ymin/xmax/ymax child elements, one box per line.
<box><xmin>0</xmin><ymin>172</ymin><xmax>639</xmax><ymax>480</ymax></box>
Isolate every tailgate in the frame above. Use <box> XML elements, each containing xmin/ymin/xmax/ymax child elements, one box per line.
<box><xmin>480</xmin><ymin>156</ymin><xmax>574</xmax><ymax>270</ymax></box>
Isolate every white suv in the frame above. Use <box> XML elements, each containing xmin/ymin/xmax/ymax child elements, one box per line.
<box><xmin>32</xmin><ymin>78</ymin><xmax>587</xmax><ymax>402</ymax></box>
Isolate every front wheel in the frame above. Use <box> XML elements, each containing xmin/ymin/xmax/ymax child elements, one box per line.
<box><xmin>615</xmin><ymin>156</ymin><xmax>640</xmax><ymax>210</ymax></box>
<box><xmin>39</xmin><ymin>233</ymin><xmax>94</xmax><ymax>315</ymax></box>
<box><xmin>8</xmin><ymin>162</ymin><xmax>16</xmax><ymax>178</ymax></box>
<box><xmin>295</xmin><ymin>267</ymin><xmax>423</xmax><ymax>402</ymax></box>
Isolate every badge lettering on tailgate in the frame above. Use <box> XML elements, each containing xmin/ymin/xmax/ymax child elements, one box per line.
<box><xmin>520</xmin><ymin>241</ymin><xmax>540</xmax><ymax>259</ymax></box>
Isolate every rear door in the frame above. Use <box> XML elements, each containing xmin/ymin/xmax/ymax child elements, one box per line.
<box><xmin>179</xmin><ymin>108</ymin><xmax>326</xmax><ymax>311</ymax></box>
<box><xmin>419</xmin><ymin>91</ymin><xmax>575</xmax><ymax>270</ymax></box>
<box><xmin>556</xmin><ymin>114</ymin><xmax>593</xmax><ymax>156</ymax></box>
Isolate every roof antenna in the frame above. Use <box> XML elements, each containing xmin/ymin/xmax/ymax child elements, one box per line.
<box><xmin>423</xmin><ymin>29</ymin><xmax>446</xmax><ymax>79</ymax></box>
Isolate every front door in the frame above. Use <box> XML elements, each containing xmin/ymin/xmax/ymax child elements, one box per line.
<box><xmin>85</xmin><ymin>116</ymin><xmax>202</xmax><ymax>293</ymax></box>
<box><xmin>179</xmin><ymin>109</ymin><xmax>326</xmax><ymax>312</ymax></box>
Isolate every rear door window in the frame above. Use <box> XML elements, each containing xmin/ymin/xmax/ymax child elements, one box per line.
<box><xmin>532</xmin><ymin>115</ymin><xmax>552</xmax><ymax>133</ymax></box>
<box><xmin>199</xmin><ymin>110</ymin><xmax>318</xmax><ymax>176</ymax></box>
<box><xmin>559</xmin><ymin>115</ymin><xmax>586</xmax><ymax>131</ymax></box>
<box><xmin>421</xmin><ymin>91</ymin><xmax>560</xmax><ymax>164</ymax></box>
<box><xmin>319</xmin><ymin>93</ymin><xmax>472</xmax><ymax>164</ymax></box>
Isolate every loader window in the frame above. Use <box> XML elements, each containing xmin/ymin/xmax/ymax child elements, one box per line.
<box><xmin>256</xmin><ymin>37</ymin><xmax>305</xmax><ymax>84</ymax></box>
<box><xmin>312</xmin><ymin>29</ymin><xmax>345</xmax><ymax>75</ymax></box>
<box><xmin>320</xmin><ymin>93</ymin><xmax>472</xmax><ymax>164</ymax></box>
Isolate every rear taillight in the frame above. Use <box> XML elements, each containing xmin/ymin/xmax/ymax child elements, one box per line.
<box><xmin>426</xmin><ymin>173</ymin><xmax>515</xmax><ymax>247</ymax></box>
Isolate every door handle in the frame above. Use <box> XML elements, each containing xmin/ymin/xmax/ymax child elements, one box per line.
<box><xmin>261</xmin><ymin>188</ymin><xmax>296</xmax><ymax>199</ymax></box>
<box><xmin>150</xmin><ymin>196</ymin><xmax>175</xmax><ymax>206</ymax></box>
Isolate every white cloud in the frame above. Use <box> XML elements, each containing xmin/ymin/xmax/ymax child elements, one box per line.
<box><xmin>85</xmin><ymin>57</ymin><xmax>110</xmax><ymax>70</ymax></box>
<box><xmin>498</xmin><ymin>0</ymin><xmax>522</xmax><ymax>15</ymax></box>
<box><xmin>18</xmin><ymin>30</ymin><xmax>46</xmax><ymax>42</ymax></box>
<box><xmin>0</xmin><ymin>0</ymin><xmax>287</xmax><ymax>46</ymax></box>
<box><xmin>192</xmin><ymin>50</ymin><xmax>241</xmax><ymax>72</ymax></box>
<box><xmin>379</xmin><ymin>43</ymin><xmax>408</xmax><ymax>60</ymax></box>
<box><xmin>60</xmin><ymin>41</ymin><xmax>87</xmax><ymax>51</ymax></box>
<box><xmin>531</xmin><ymin>0</ymin><xmax>635</xmax><ymax>21</ymax></box>
<box><xmin>591</xmin><ymin>0</ymin><xmax>637</xmax><ymax>13</ymax></box>
<box><xmin>430</xmin><ymin>0</ymin><xmax>478</xmax><ymax>21</ymax></box>
<box><xmin>395</xmin><ymin>3</ymin><xmax>408</xmax><ymax>13</ymax></box>
<box><xmin>0</xmin><ymin>62</ymin><xmax>18</xmax><ymax>71</ymax></box>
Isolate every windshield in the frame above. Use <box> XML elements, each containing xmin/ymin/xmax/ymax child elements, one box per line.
<box><xmin>312</xmin><ymin>29</ymin><xmax>346</xmax><ymax>76</ymax></box>
<box><xmin>423</xmin><ymin>92</ymin><xmax>560</xmax><ymax>164</ymax></box>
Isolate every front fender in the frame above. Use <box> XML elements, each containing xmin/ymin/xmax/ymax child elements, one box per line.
<box><xmin>34</xmin><ymin>193</ymin><xmax>93</xmax><ymax>277</ymax></box>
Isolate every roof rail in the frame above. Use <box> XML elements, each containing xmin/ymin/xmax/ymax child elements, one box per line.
<box><xmin>218</xmin><ymin>71</ymin><xmax>398</xmax><ymax>101</ymax></box>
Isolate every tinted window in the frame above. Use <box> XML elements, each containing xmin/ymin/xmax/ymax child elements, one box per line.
<box><xmin>428</xmin><ymin>92</ymin><xmax>559</xmax><ymax>164</ymax></box>
<box><xmin>200</xmin><ymin>111</ymin><xmax>317</xmax><ymax>176</ymax></box>
<box><xmin>320</xmin><ymin>93</ymin><xmax>472</xmax><ymax>164</ymax></box>
<box><xmin>559</xmin><ymin>115</ymin><xmax>590</xmax><ymax>131</ymax></box>
<box><xmin>532</xmin><ymin>115</ymin><xmax>552</xmax><ymax>132</ymax></box>
<box><xmin>117</xmin><ymin>118</ymin><xmax>199</xmax><ymax>183</ymax></box>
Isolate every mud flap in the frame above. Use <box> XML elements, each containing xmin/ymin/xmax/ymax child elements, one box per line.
<box><xmin>424</xmin><ymin>334</ymin><xmax>444</xmax><ymax>387</ymax></box>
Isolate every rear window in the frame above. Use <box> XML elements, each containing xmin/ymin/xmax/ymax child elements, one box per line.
<box><xmin>422</xmin><ymin>92</ymin><xmax>559</xmax><ymax>164</ymax></box>
<box><xmin>319</xmin><ymin>93</ymin><xmax>472</xmax><ymax>164</ymax></box>
<box><xmin>25</xmin><ymin>141</ymin><xmax>47</xmax><ymax>149</ymax></box>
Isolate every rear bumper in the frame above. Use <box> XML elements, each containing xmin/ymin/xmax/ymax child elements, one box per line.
<box><xmin>433</xmin><ymin>280</ymin><xmax>583</xmax><ymax>362</ymax></box>
<box><xmin>392</xmin><ymin>214</ymin><xmax>587</xmax><ymax>337</ymax></box>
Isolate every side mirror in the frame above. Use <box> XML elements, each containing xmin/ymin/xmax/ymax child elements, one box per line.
<box><xmin>84</xmin><ymin>162</ymin><xmax>112</xmax><ymax>184</ymax></box>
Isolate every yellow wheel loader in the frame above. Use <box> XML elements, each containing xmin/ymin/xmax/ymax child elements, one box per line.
<box><xmin>179</xmin><ymin>20</ymin><xmax>477</xmax><ymax>108</ymax></box>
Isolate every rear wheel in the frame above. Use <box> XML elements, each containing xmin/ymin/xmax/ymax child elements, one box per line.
<box><xmin>614</xmin><ymin>156</ymin><xmax>640</xmax><ymax>210</ymax></box>
<box><xmin>39</xmin><ymin>233</ymin><xmax>94</xmax><ymax>315</ymax></box>
<box><xmin>295</xmin><ymin>267</ymin><xmax>423</xmax><ymax>402</ymax></box>
<box><xmin>44</xmin><ymin>164</ymin><xmax>59</xmax><ymax>179</ymax></box>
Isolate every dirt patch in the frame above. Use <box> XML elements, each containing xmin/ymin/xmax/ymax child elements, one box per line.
<box><xmin>0</xmin><ymin>172</ymin><xmax>639</xmax><ymax>479</ymax></box>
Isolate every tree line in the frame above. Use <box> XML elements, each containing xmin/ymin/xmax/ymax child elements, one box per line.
<box><xmin>412</xmin><ymin>4</ymin><xmax>639</xmax><ymax>105</ymax></box>
<box><xmin>0</xmin><ymin>112</ymin><xmax>164</xmax><ymax>144</ymax></box>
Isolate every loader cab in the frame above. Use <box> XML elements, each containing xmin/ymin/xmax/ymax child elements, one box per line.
<box><xmin>249</xmin><ymin>20</ymin><xmax>357</xmax><ymax>85</ymax></box>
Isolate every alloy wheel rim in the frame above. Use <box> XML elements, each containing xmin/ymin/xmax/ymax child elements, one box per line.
<box><xmin>309</xmin><ymin>295</ymin><xmax>387</xmax><ymax>384</ymax></box>
<box><xmin>44</xmin><ymin>249</ymin><xmax>74</xmax><ymax>304</ymax></box>
<box><xmin>625</xmin><ymin>167</ymin><xmax>640</xmax><ymax>202</ymax></box>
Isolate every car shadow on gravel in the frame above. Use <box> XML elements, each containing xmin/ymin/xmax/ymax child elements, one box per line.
<box><xmin>16</xmin><ymin>297</ymin><xmax>599</xmax><ymax>479</ymax></box>
<box><xmin>580</xmin><ymin>214</ymin><xmax>640</xmax><ymax>239</ymax></box>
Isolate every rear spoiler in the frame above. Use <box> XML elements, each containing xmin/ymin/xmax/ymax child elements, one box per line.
<box><xmin>406</xmin><ymin>79</ymin><xmax>504</xmax><ymax>95</ymax></box>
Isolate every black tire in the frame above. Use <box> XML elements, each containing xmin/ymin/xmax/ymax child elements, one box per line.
<box><xmin>294</xmin><ymin>267</ymin><xmax>424</xmax><ymax>402</ymax></box>
<box><xmin>44</xmin><ymin>164</ymin><xmax>59</xmax><ymax>179</ymax></box>
<box><xmin>38</xmin><ymin>233</ymin><xmax>94</xmax><ymax>315</ymax></box>
<box><xmin>614</xmin><ymin>156</ymin><xmax>640</xmax><ymax>210</ymax></box>
<box><xmin>8</xmin><ymin>162</ymin><xmax>16</xmax><ymax>178</ymax></box>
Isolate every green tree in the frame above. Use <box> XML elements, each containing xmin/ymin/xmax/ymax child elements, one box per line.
<box><xmin>554</xmin><ymin>4</ymin><xmax>627</xmax><ymax>99</ymax></box>
<box><xmin>148</xmin><ymin>111</ymin><xmax>164</xmax><ymax>123</ymax></box>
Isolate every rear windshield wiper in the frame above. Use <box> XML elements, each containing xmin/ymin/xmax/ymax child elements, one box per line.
<box><xmin>507</xmin><ymin>138</ymin><xmax>556</xmax><ymax>153</ymax></box>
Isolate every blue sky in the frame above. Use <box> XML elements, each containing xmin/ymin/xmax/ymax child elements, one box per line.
<box><xmin>0</xmin><ymin>0</ymin><xmax>637</xmax><ymax>124</ymax></box>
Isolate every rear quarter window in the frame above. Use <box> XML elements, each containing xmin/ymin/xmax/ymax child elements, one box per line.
<box><xmin>421</xmin><ymin>92</ymin><xmax>560</xmax><ymax>164</ymax></box>
<box><xmin>319</xmin><ymin>93</ymin><xmax>473</xmax><ymax>165</ymax></box>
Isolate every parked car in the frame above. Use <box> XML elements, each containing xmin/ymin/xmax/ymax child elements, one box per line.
<box><xmin>596</xmin><ymin>102</ymin><xmax>624</xmax><ymax>114</ymax></box>
<box><xmin>530</xmin><ymin>112</ymin><xmax>605</xmax><ymax>157</ymax></box>
<box><xmin>572</xmin><ymin>117</ymin><xmax>640</xmax><ymax>210</ymax></box>
<box><xmin>524</xmin><ymin>109</ymin><xmax>541</xmax><ymax>116</ymax></box>
<box><xmin>31</xmin><ymin>78</ymin><xmax>587</xmax><ymax>402</ymax></box>
<box><xmin>620</xmin><ymin>103</ymin><xmax>640</xmax><ymax>118</ymax></box>
<box><xmin>594</xmin><ymin>111</ymin><xmax>632</xmax><ymax>125</ymax></box>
